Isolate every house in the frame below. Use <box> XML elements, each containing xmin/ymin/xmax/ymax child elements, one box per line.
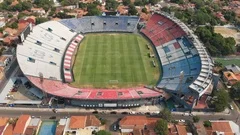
<box><xmin>56</xmin><ymin>119</ymin><xmax>67</xmax><ymax>135</ymax></box>
<box><xmin>31</xmin><ymin>8</ymin><xmax>46</xmax><ymax>15</ymax></box>
<box><xmin>0</xmin><ymin>56</ymin><xmax>11</xmax><ymax>67</ymax></box>
<box><xmin>168</xmin><ymin>123</ymin><xmax>193</xmax><ymax>135</ymax></box>
<box><xmin>225</xmin><ymin>64</ymin><xmax>240</xmax><ymax>74</ymax></box>
<box><xmin>3</xmin><ymin>124</ymin><xmax>13</xmax><ymax>135</ymax></box>
<box><xmin>25</xmin><ymin>118</ymin><xmax>41</xmax><ymax>135</ymax></box>
<box><xmin>223</xmin><ymin>64</ymin><xmax>240</xmax><ymax>86</ymax></box>
<box><xmin>3</xmin><ymin>27</ymin><xmax>18</xmax><ymax>36</ymax></box>
<box><xmin>13</xmin><ymin>115</ymin><xmax>31</xmax><ymax>135</ymax></box>
<box><xmin>18</xmin><ymin>16</ymin><xmax>36</xmax><ymax>25</ymax></box>
<box><xmin>0</xmin><ymin>117</ymin><xmax>9</xmax><ymax>135</ymax></box>
<box><xmin>119</xmin><ymin>116</ymin><xmax>159</xmax><ymax>134</ymax></box>
<box><xmin>205</xmin><ymin>120</ymin><xmax>240</xmax><ymax>135</ymax></box>
<box><xmin>63</xmin><ymin>115</ymin><xmax>102</xmax><ymax>135</ymax></box>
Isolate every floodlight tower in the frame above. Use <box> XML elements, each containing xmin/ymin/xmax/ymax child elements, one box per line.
<box><xmin>39</xmin><ymin>72</ymin><xmax>47</xmax><ymax>99</ymax></box>
<box><xmin>178</xmin><ymin>71</ymin><xmax>184</xmax><ymax>97</ymax></box>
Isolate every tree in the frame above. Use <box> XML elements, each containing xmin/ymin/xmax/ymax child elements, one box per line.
<box><xmin>203</xmin><ymin>121</ymin><xmax>211</xmax><ymax>127</ymax></box>
<box><xmin>36</xmin><ymin>17</ymin><xmax>49</xmax><ymax>25</ymax></box>
<box><xmin>214</xmin><ymin>61</ymin><xmax>222</xmax><ymax>67</ymax></box>
<box><xmin>60</xmin><ymin>0</ymin><xmax>78</xmax><ymax>6</ymax></box>
<box><xmin>8</xmin><ymin>14</ymin><xmax>13</xmax><ymax>18</ymax></box>
<box><xmin>192</xmin><ymin>116</ymin><xmax>200</xmax><ymax>123</ymax></box>
<box><xmin>224</xmin><ymin>11</ymin><xmax>236</xmax><ymax>23</ymax></box>
<box><xmin>230</xmin><ymin>82</ymin><xmax>240</xmax><ymax>100</ymax></box>
<box><xmin>21</xmin><ymin>1</ymin><xmax>32</xmax><ymax>11</ymax></box>
<box><xmin>9</xmin><ymin>22</ymin><xmax>18</xmax><ymax>29</ymax></box>
<box><xmin>122</xmin><ymin>0</ymin><xmax>131</xmax><ymax>6</ymax></box>
<box><xmin>170</xmin><ymin>0</ymin><xmax>184</xmax><ymax>4</ymax></box>
<box><xmin>86</xmin><ymin>3</ymin><xmax>101</xmax><ymax>16</ymax></box>
<box><xmin>155</xmin><ymin>119</ymin><xmax>168</xmax><ymax>135</ymax></box>
<box><xmin>142</xmin><ymin>7</ymin><xmax>148</xmax><ymax>14</ymax></box>
<box><xmin>213</xmin><ymin>89</ymin><xmax>229</xmax><ymax>112</ymax></box>
<box><xmin>34</xmin><ymin>0</ymin><xmax>53</xmax><ymax>11</ymax></box>
<box><xmin>95</xmin><ymin>130</ymin><xmax>111</xmax><ymax>135</ymax></box>
<box><xmin>128</xmin><ymin>4</ymin><xmax>137</xmax><ymax>15</ymax></box>
<box><xmin>105</xmin><ymin>0</ymin><xmax>119</xmax><ymax>11</ymax></box>
<box><xmin>149</xmin><ymin>0</ymin><xmax>160</xmax><ymax>5</ymax></box>
<box><xmin>160</xmin><ymin>108</ymin><xmax>172</xmax><ymax>122</ymax></box>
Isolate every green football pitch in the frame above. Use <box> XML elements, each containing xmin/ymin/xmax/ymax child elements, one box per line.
<box><xmin>71</xmin><ymin>33</ymin><xmax>160</xmax><ymax>88</ymax></box>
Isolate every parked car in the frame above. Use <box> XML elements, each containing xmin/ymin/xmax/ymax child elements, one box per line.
<box><xmin>110</xmin><ymin>111</ymin><xmax>117</xmax><ymax>114</ymax></box>
<box><xmin>121</xmin><ymin>112</ymin><xmax>129</xmax><ymax>114</ymax></box>
<box><xmin>229</xmin><ymin>104</ymin><xmax>234</xmax><ymax>110</ymax></box>
<box><xmin>92</xmin><ymin>111</ymin><xmax>98</xmax><ymax>114</ymax></box>
<box><xmin>178</xmin><ymin>119</ymin><xmax>185</xmax><ymax>123</ymax></box>
<box><xmin>113</xmin><ymin>124</ymin><xmax>118</xmax><ymax>131</ymax></box>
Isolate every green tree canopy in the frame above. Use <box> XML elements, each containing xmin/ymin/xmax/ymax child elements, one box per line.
<box><xmin>36</xmin><ymin>17</ymin><xmax>49</xmax><ymax>25</ymax></box>
<box><xmin>149</xmin><ymin>0</ymin><xmax>160</xmax><ymax>5</ymax></box>
<box><xmin>128</xmin><ymin>4</ymin><xmax>137</xmax><ymax>15</ymax></box>
<box><xmin>155</xmin><ymin>119</ymin><xmax>168</xmax><ymax>135</ymax></box>
<box><xmin>213</xmin><ymin>89</ymin><xmax>229</xmax><ymax>112</ymax></box>
<box><xmin>195</xmin><ymin>26</ymin><xmax>235</xmax><ymax>56</ymax></box>
<box><xmin>230</xmin><ymin>82</ymin><xmax>240</xmax><ymax>100</ymax></box>
<box><xmin>9</xmin><ymin>22</ymin><xmax>18</xmax><ymax>29</ymax></box>
<box><xmin>203</xmin><ymin>121</ymin><xmax>211</xmax><ymax>127</ymax></box>
<box><xmin>160</xmin><ymin>108</ymin><xmax>172</xmax><ymax>122</ymax></box>
<box><xmin>86</xmin><ymin>3</ymin><xmax>101</xmax><ymax>16</ymax></box>
<box><xmin>34</xmin><ymin>0</ymin><xmax>54</xmax><ymax>11</ymax></box>
<box><xmin>105</xmin><ymin>0</ymin><xmax>119</xmax><ymax>11</ymax></box>
<box><xmin>95</xmin><ymin>130</ymin><xmax>111</xmax><ymax>135</ymax></box>
<box><xmin>193</xmin><ymin>116</ymin><xmax>200</xmax><ymax>123</ymax></box>
<box><xmin>142</xmin><ymin>7</ymin><xmax>148</xmax><ymax>14</ymax></box>
<box><xmin>122</xmin><ymin>0</ymin><xmax>131</xmax><ymax>6</ymax></box>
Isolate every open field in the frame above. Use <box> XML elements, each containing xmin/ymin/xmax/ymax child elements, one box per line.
<box><xmin>214</xmin><ymin>26</ymin><xmax>240</xmax><ymax>44</ymax></box>
<box><xmin>214</xmin><ymin>58</ymin><xmax>240</xmax><ymax>67</ymax></box>
<box><xmin>71</xmin><ymin>33</ymin><xmax>160</xmax><ymax>88</ymax></box>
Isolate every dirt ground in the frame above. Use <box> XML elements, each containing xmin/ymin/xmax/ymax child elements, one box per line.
<box><xmin>214</xmin><ymin>26</ymin><xmax>240</xmax><ymax>45</ymax></box>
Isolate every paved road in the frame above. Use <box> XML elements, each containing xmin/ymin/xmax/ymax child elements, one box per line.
<box><xmin>0</xmin><ymin>107</ymin><xmax>239</xmax><ymax>123</ymax></box>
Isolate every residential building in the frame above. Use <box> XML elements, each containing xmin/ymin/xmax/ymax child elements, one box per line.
<box><xmin>205</xmin><ymin>120</ymin><xmax>240</xmax><ymax>135</ymax></box>
<box><xmin>31</xmin><ymin>8</ymin><xmax>46</xmax><ymax>15</ymax></box>
<box><xmin>3</xmin><ymin>28</ymin><xmax>17</xmax><ymax>36</ymax></box>
<box><xmin>168</xmin><ymin>123</ymin><xmax>193</xmax><ymax>135</ymax></box>
<box><xmin>56</xmin><ymin>119</ymin><xmax>67</xmax><ymax>135</ymax></box>
<box><xmin>19</xmin><ymin>16</ymin><xmax>36</xmax><ymax>25</ymax></box>
<box><xmin>13</xmin><ymin>115</ymin><xmax>31</xmax><ymax>135</ymax></box>
<box><xmin>119</xmin><ymin>116</ymin><xmax>159</xmax><ymax>134</ymax></box>
<box><xmin>25</xmin><ymin>118</ymin><xmax>41</xmax><ymax>135</ymax></box>
<box><xmin>0</xmin><ymin>117</ymin><xmax>9</xmax><ymax>135</ymax></box>
<box><xmin>3</xmin><ymin>124</ymin><xmax>13</xmax><ymax>135</ymax></box>
<box><xmin>63</xmin><ymin>115</ymin><xmax>102</xmax><ymax>135</ymax></box>
<box><xmin>223</xmin><ymin>64</ymin><xmax>240</xmax><ymax>86</ymax></box>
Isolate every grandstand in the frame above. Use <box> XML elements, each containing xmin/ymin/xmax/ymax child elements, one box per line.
<box><xmin>141</xmin><ymin>12</ymin><xmax>213</xmax><ymax>109</ymax></box>
<box><xmin>59</xmin><ymin>16</ymin><xmax>139</xmax><ymax>33</ymax></box>
<box><xmin>16</xmin><ymin>13</ymin><xmax>213</xmax><ymax>109</ymax></box>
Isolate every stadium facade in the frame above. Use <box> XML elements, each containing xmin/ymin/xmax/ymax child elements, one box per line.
<box><xmin>16</xmin><ymin>12</ymin><xmax>213</xmax><ymax>110</ymax></box>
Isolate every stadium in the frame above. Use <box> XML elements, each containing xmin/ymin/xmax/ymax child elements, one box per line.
<box><xmin>16</xmin><ymin>12</ymin><xmax>213</xmax><ymax>110</ymax></box>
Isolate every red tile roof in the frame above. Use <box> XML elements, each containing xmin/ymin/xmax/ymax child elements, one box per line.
<box><xmin>3</xmin><ymin>124</ymin><xmax>13</xmax><ymax>135</ymax></box>
<box><xmin>0</xmin><ymin>117</ymin><xmax>8</xmax><ymax>126</ymax></box>
<box><xmin>69</xmin><ymin>116</ymin><xmax>87</xmax><ymax>129</ymax></box>
<box><xmin>13</xmin><ymin>115</ymin><xmax>30</xmax><ymax>134</ymax></box>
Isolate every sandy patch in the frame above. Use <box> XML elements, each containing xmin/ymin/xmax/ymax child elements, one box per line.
<box><xmin>214</xmin><ymin>26</ymin><xmax>240</xmax><ymax>44</ymax></box>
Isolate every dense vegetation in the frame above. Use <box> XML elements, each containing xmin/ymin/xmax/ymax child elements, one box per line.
<box><xmin>0</xmin><ymin>0</ymin><xmax>33</xmax><ymax>11</ymax></box>
<box><xmin>230</xmin><ymin>82</ymin><xmax>240</xmax><ymax>100</ymax></box>
<box><xmin>195</xmin><ymin>26</ymin><xmax>236</xmax><ymax>56</ymax></box>
<box><xmin>212</xmin><ymin>89</ymin><xmax>229</xmax><ymax>112</ymax></box>
<box><xmin>155</xmin><ymin>119</ymin><xmax>168</xmax><ymax>135</ymax></box>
